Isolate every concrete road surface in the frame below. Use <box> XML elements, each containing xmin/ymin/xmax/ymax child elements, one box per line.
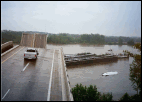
<box><xmin>1</xmin><ymin>46</ymin><xmax>62</xmax><ymax>101</ymax></box>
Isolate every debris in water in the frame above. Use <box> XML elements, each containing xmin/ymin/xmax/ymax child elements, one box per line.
<box><xmin>102</xmin><ymin>71</ymin><xmax>118</xmax><ymax>76</ymax></box>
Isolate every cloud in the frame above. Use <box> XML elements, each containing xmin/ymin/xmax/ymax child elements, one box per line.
<box><xmin>1</xmin><ymin>1</ymin><xmax>141</xmax><ymax>37</ymax></box>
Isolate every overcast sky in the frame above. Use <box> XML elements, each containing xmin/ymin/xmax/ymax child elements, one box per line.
<box><xmin>1</xmin><ymin>1</ymin><xmax>141</xmax><ymax>37</ymax></box>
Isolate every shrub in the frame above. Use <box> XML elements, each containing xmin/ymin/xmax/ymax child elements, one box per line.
<box><xmin>130</xmin><ymin>94</ymin><xmax>141</xmax><ymax>101</ymax></box>
<box><xmin>71</xmin><ymin>83</ymin><xmax>113</xmax><ymax>101</ymax></box>
<box><xmin>119</xmin><ymin>92</ymin><xmax>131</xmax><ymax>101</ymax></box>
<box><xmin>97</xmin><ymin>93</ymin><xmax>113</xmax><ymax>101</ymax></box>
<box><xmin>119</xmin><ymin>92</ymin><xmax>141</xmax><ymax>101</ymax></box>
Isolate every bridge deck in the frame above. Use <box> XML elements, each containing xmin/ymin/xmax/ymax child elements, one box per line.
<box><xmin>1</xmin><ymin>46</ymin><xmax>67</xmax><ymax>101</ymax></box>
<box><xmin>50</xmin><ymin>50</ymin><xmax>62</xmax><ymax>101</ymax></box>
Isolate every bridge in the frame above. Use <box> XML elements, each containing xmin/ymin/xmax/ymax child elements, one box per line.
<box><xmin>20</xmin><ymin>33</ymin><xmax>47</xmax><ymax>48</ymax></box>
<box><xmin>1</xmin><ymin>33</ymin><xmax>73</xmax><ymax>101</ymax></box>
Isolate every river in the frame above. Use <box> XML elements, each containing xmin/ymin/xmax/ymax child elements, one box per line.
<box><xmin>46</xmin><ymin>44</ymin><xmax>140</xmax><ymax>101</ymax></box>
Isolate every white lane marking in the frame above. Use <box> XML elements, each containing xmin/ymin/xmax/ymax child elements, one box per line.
<box><xmin>47</xmin><ymin>49</ymin><xmax>55</xmax><ymax>101</ymax></box>
<box><xmin>22</xmin><ymin>63</ymin><xmax>29</xmax><ymax>71</ymax></box>
<box><xmin>2</xmin><ymin>89</ymin><xmax>10</xmax><ymax>100</ymax></box>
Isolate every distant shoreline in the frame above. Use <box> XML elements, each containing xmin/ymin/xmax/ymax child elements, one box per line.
<box><xmin>1</xmin><ymin>41</ymin><xmax>137</xmax><ymax>46</ymax></box>
<box><xmin>2</xmin><ymin>30</ymin><xmax>141</xmax><ymax>46</ymax></box>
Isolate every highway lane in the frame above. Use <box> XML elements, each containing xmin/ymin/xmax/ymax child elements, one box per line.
<box><xmin>1</xmin><ymin>46</ymin><xmax>27</xmax><ymax>99</ymax></box>
<box><xmin>1</xmin><ymin>46</ymin><xmax>24</xmax><ymax>63</ymax></box>
<box><xmin>1</xmin><ymin>46</ymin><xmax>55</xmax><ymax>101</ymax></box>
<box><xmin>50</xmin><ymin>50</ymin><xmax>62</xmax><ymax>101</ymax></box>
<box><xmin>1</xmin><ymin>46</ymin><xmax>39</xmax><ymax>100</ymax></box>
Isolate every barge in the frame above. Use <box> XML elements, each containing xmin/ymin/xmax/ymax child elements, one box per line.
<box><xmin>64</xmin><ymin>50</ymin><xmax>129</xmax><ymax>66</ymax></box>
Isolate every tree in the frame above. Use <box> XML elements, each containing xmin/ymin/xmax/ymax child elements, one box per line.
<box><xmin>108</xmin><ymin>42</ymin><xmax>112</xmax><ymax>45</ymax></box>
<box><xmin>129</xmin><ymin>59</ymin><xmax>141</xmax><ymax>94</ymax></box>
<box><xmin>119</xmin><ymin>92</ymin><xmax>131</xmax><ymax>101</ymax></box>
<box><xmin>127</xmin><ymin>39</ymin><xmax>134</xmax><ymax>45</ymax></box>
<box><xmin>71</xmin><ymin>83</ymin><xmax>113</xmax><ymax>101</ymax></box>
<box><xmin>130</xmin><ymin>43</ymin><xmax>141</xmax><ymax>95</ymax></box>
<box><xmin>118</xmin><ymin>37</ymin><xmax>123</xmax><ymax>45</ymax></box>
<box><xmin>124</xmin><ymin>43</ymin><xmax>141</xmax><ymax>95</ymax></box>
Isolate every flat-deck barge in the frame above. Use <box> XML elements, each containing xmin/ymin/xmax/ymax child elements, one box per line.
<box><xmin>64</xmin><ymin>52</ymin><xmax>129</xmax><ymax>66</ymax></box>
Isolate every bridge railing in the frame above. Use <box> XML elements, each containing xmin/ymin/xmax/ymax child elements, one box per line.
<box><xmin>61</xmin><ymin>47</ymin><xmax>74</xmax><ymax>101</ymax></box>
<box><xmin>1</xmin><ymin>41</ymin><xmax>13</xmax><ymax>53</ymax></box>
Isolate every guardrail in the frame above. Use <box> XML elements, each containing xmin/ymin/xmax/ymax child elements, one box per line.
<box><xmin>1</xmin><ymin>41</ymin><xmax>13</xmax><ymax>53</ymax></box>
<box><xmin>61</xmin><ymin>47</ymin><xmax>74</xmax><ymax>101</ymax></box>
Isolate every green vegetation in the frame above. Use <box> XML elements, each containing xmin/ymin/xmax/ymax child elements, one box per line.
<box><xmin>1</xmin><ymin>30</ymin><xmax>22</xmax><ymax>44</ymax></box>
<box><xmin>124</xmin><ymin>43</ymin><xmax>141</xmax><ymax>95</ymax></box>
<box><xmin>47</xmin><ymin>33</ymin><xmax>141</xmax><ymax>45</ymax></box>
<box><xmin>119</xmin><ymin>92</ymin><xmax>131</xmax><ymax>101</ymax></box>
<box><xmin>47</xmin><ymin>34</ymin><xmax>75</xmax><ymax>44</ymax></box>
<box><xmin>118</xmin><ymin>92</ymin><xmax>141</xmax><ymax>101</ymax></box>
<box><xmin>1</xmin><ymin>30</ymin><xmax>47</xmax><ymax>44</ymax></box>
<box><xmin>47</xmin><ymin>33</ymin><xmax>105</xmax><ymax>44</ymax></box>
<box><xmin>79</xmin><ymin>34</ymin><xmax>105</xmax><ymax>44</ymax></box>
<box><xmin>1</xmin><ymin>30</ymin><xmax>141</xmax><ymax>45</ymax></box>
<box><xmin>131</xmin><ymin>44</ymin><xmax>141</xmax><ymax>94</ymax></box>
<box><xmin>118</xmin><ymin>37</ymin><xmax>123</xmax><ymax>45</ymax></box>
<box><xmin>127</xmin><ymin>39</ymin><xmax>135</xmax><ymax>45</ymax></box>
<box><xmin>105</xmin><ymin>36</ymin><xmax>141</xmax><ymax>45</ymax></box>
<box><xmin>71</xmin><ymin>83</ymin><xmax>113</xmax><ymax>101</ymax></box>
<box><xmin>72</xmin><ymin>83</ymin><xmax>141</xmax><ymax>101</ymax></box>
<box><xmin>107</xmin><ymin>42</ymin><xmax>113</xmax><ymax>45</ymax></box>
<box><xmin>117</xmin><ymin>43</ymin><xmax>141</xmax><ymax>101</ymax></box>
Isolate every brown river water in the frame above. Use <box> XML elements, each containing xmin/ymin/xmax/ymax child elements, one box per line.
<box><xmin>46</xmin><ymin>44</ymin><xmax>140</xmax><ymax>101</ymax></box>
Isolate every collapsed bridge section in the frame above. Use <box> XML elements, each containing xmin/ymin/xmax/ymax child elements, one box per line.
<box><xmin>20</xmin><ymin>33</ymin><xmax>47</xmax><ymax>48</ymax></box>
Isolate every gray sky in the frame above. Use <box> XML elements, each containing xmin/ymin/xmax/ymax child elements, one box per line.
<box><xmin>1</xmin><ymin>1</ymin><xmax>141</xmax><ymax>37</ymax></box>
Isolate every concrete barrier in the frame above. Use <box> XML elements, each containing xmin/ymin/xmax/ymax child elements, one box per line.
<box><xmin>1</xmin><ymin>41</ymin><xmax>13</xmax><ymax>53</ymax></box>
<box><xmin>61</xmin><ymin>47</ymin><xmax>74</xmax><ymax>101</ymax></box>
<box><xmin>1</xmin><ymin>45</ymin><xmax>19</xmax><ymax>57</ymax></box>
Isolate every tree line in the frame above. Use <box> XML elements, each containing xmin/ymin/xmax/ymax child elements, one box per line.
<box><xmin>1</xmin><ymin>30</ymin><xmax>22</xmax><ymax>44</ymax></box>
<box><xmin>1</xmin><ymin>30</ymin><xmax>141</xmax><ymax>45</ymax></box>
<box><xmin>47</xmin><ymin>33</ymin><xmax>141</xmax><ymax>45</ymax></box>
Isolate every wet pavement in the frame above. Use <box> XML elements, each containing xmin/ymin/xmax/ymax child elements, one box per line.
<box><xmin>50</xmin><ymin>50</ymin><xmax>62</xmax><ymax>101</ymax></box>
<box><xmin>1</xmin><ymin>46</ymin><xmax>63</xmax><ymax>101</ymax></box>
